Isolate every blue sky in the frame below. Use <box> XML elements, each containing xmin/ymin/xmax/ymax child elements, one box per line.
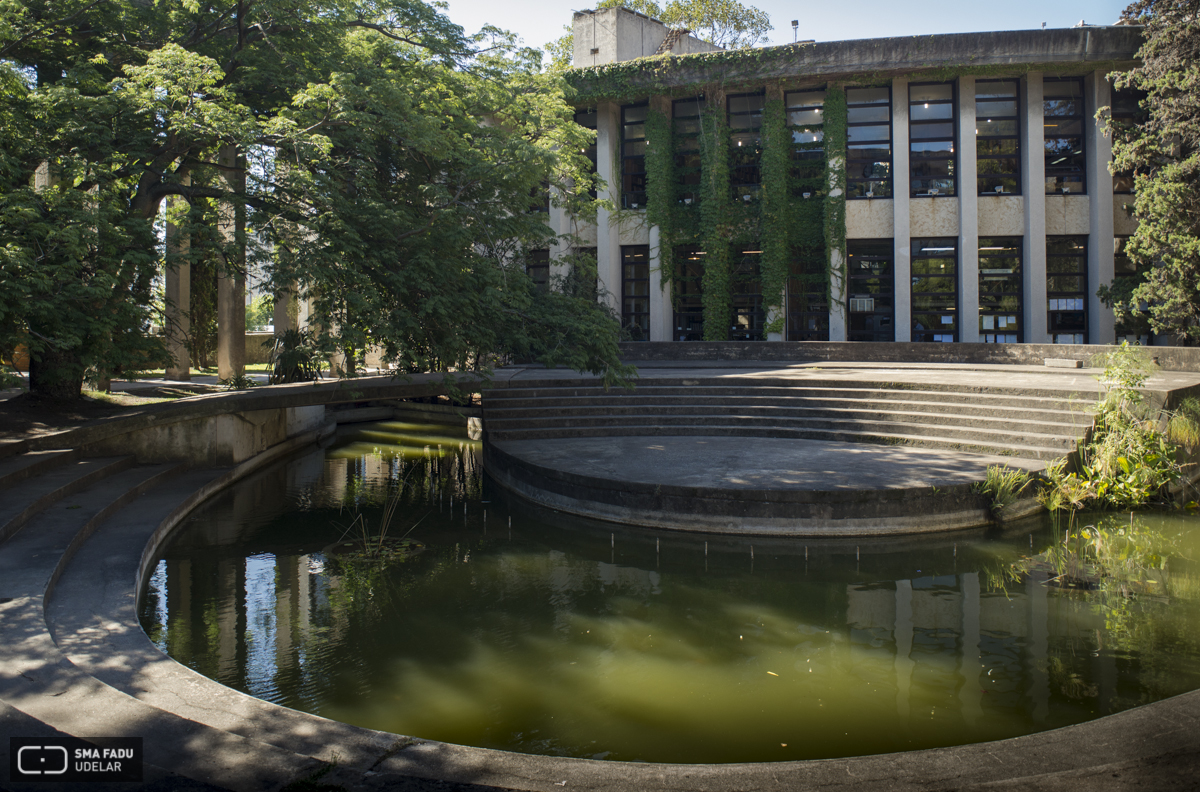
<box><xmin>442</xmin><ymin>0</ymin><xmax>1132</xmax><ymax>53</ymax></box>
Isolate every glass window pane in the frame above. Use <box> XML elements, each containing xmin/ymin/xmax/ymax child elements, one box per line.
<box><xmin>910</xmin><ymin>103</ymin><xmax>953</xmax><ymax>121</ymax></box>
<box><xmin>848</xmin><ymin>105</ymin><xmax>890</xmax><ymax>124</ymax></box>
<box><xmin>910</xmin><ymin>122</ymin><xmax>954</xmax><ymax>139</ymax></box>
<box><xmin>910</xmin><ymin>84</ymin><xmax>953</xmax><ymax>102</ymax></box>
<box><xmin>786</xmin><ymin>91</ymin><xmax>825</xmax><ymax>108</ymax></box>
<box><xmin>847</xmin><ymin>87</ymin><xmax>889</xmax><ymax>104</ymax></box>
<box><xmin>975</xmin><ymin>81</ymin><xmax>1018</xmax><ymax>99</ymax></box>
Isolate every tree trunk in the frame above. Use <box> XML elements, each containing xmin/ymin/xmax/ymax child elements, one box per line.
<box><xmin>28</xmin><ymin>343</ymin><xmax>84</xmax><ymax>401</ymax></box>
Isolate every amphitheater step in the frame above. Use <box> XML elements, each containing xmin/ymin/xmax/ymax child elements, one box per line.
<box><xmin>0</xmin><ymin>448</ymin><xmax>79</xmax><ymax>489</ymax></box>
<box><xmin>486</xmin><ymin>424</ymin><xmax>1070</xmax><ymax>460</ymax></box>
<box><xmin>0</xmin><ymin>456</ymin><xmax>135</xmax><ymax>544</ymax></box>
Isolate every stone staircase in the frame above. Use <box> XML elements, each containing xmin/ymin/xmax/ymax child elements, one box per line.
<box><xmin>482</xmin><ymin>377</ymin><xmax>1092</xmax><ymax>462</ymax></box>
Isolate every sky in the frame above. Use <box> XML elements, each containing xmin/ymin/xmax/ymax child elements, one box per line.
<box><xmin>441</xmin><ymin>0</ymin><xmax>1132</xmax><ymax>53</ymax></box>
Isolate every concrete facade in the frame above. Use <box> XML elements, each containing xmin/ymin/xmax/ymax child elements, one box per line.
<box><xmin>563</xmin><ymin>13</ymin><xmax>1141</xmax><ymax>348</ymax></box>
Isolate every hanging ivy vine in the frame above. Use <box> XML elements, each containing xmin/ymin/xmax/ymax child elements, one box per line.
<box><xmin>822</xmin><ymin>84</ymin><xmax>848</xmax><ymax>310</ymax></box>
<box><xmin>698</xmin><ymin>99</ymin><xmax>732</xmax><ymax>341</ymax></box>
<box><xmin>758</xmin><ymin>96</ymin><xmax>790</xmax><ymax>336</ymax></box>
<box><xmin>644</xmin><ymin>108</ymin><xmax>677</xmax><ymax>294</ymax></box>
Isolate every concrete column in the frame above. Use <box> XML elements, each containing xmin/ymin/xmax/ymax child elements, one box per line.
<box><xmin>164</xmin><ymin>194</ymin><xmax>191</xmax><ymax>381</ymax></box>
<box><xmin>958</xmin><ymin>76</ymin><xmax>980</xmax><ymax>342</ymax></box>
<box><xmin>595</xmin><ymin>102</ymin><xmax>622</xmax><ymax>316</ymax></box>
<box><xmin>829</xmin><ymin>105</ymin><xmax>849</xmax><ymax>342</ymax></box>
<box><xmin>1086</xmin><ymin>69</ymin><xmax>1116</xmax><ymax>344</ymax></box>
<box><xmin>649</xmin><ymin>224</ymin><xmax>671</xmax><ymax>341</ymax></box>
<box><xmin>1022</xmin><ymin>73</ymin><xmax>1049</xmax><ymax>343</ymax></box>
<box><xmin>549</xmin><ymin>188</ymin><xmax>569</xmax><ymax>287</ymax></box>
<box><xmin>216</xmin><ymin>144</ymin><xmax>246</xmax><ymax>380</ymax></box>
<box><xmin>273</xmin><ymin>285</ymin><xmax>295</xmax><ymax>335</ymax></box>
<box><xmin>892</xmin><ymin>77</ymin><xmax>912</xmax><ymax>342</ymax></box>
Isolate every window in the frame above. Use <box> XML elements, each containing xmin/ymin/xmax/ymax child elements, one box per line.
<box><xmin>1110</xmin><ymin>87</ymin><xmax>1146</xmax><ymax>194</ymax></box>
<box><xmin>1113</xmin><ymin>236</ymin><xmax>1151</xmax><ymax>343</ymax></box>
<box><xmin>1044</xmin><ymin>77</ymin><xmax>1085</xmax><ymax>195</ymax></box>
<box><xmin>910</xmin><ymin>83</ymin><xmax>956</xmax><ymax>197</ymax></box>
<box><xmin>787</xmin><ymin>89</ymin><xmax>825</xmax><ymax>196</ymax></box>
<box><xmin>621</xmin><ymin>102</ymin><xmax>648</xmax><ymax>208</ymax></box>
<box><xmin>911</xmin><ymin>238</ymin><xmax>958</xmax><ymax>342</ymax></box>
<box><xmin>846</xmin><ymin>240</ymin><xmax>894</xmax><ymax>341</ymax></box>
<box><xmin>673</xmin><ymin>96</ymin><xmax>705</xmax><ymax>204</ymax></box>
<box><xmin>976</xmin><ymin>80</ymin><xmax>1020</xmax><ymax>195</ymax></box>
<box><xmin>1047</xmin><ymin>236</ymin><xmax>1087</xmax><ymax>343</ymax></box>
<box><xmin>846</xmin><ymin>87</ymin><xmax>892</xmax><ymax>199</ymax></box>
<box><xmin>674</xmin><ymin>245</ymin><xmax>705</xmax><ymax>341</ymax></box>
<box><xmin>978</xmin><ymin>237</ymin><xmax>1022</xmax><ymax>342</ymax></box>
<box><xmin>575</xmin><ymin>106</ymin><xmax>598</xmax><ymax>199</ymax></box>
<box><xmin>622</xmin><ymin>245</ymin><xmax>650</xmax><ymax>340</ymax></box>
<box><xmin>787</xmin><ymin>246</ymin><xmax>829</xmax><ymax>341</ymax></box>
<box><xmin>528</xmin><ymin>181</ymin><xmax>549</xmax><ymax>213</ymax></box>
<box><xmin>526</xmin><ymin>249</ymin><xmax>550</xmax><ymax>291</ymax></box>
<box><xmin>730</xmin><ymin>247</ymin><xmax>764</xmax><ymax>340</ymax></box>
<box><xmin>728</xmin><ymin>92</ymin><xmax>764</xmax><ymax>200</ymax></box>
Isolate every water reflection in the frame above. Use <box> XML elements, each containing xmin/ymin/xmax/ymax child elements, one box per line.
<box><xmin>140</xmin><ymin>422</ymin><xmax>1200</xmax><ymax>764</ymax></box>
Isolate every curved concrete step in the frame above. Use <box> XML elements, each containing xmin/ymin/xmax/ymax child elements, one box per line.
<box><xmin>0</xmin><ymin>456</ymin><xmax>135</xmax><ymax>544</ymax></box>
<box><xmin>0</xmin><ymin>448</ymin><xmax>79</xmax><ymax>489</ymax></box>
<box><xmin>485</xmin><ymin>408</ymin><xmax>1083</xmax><ymax>438</ymax></box>
<box><xmin>487</xmin><ymin>424</ymin><xmax>1070</xmax><ymax>460</ymax></box>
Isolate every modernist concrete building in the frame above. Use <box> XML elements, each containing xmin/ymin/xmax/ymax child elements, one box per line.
<box><xmin>544</xmin><ymin>8</ymin><xmax>1145</xmax><ymax>347</ymax></box>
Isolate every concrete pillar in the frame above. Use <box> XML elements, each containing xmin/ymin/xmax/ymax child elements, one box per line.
<box><xmin>892</xmin><ymin>77</ymin><xmax>912</xmax><ymax>342</ymax></box>
<box><xmin>958</xmin><ymin>76</ymin><xmax>980</xmax><ymax>342</ymax></box>
<box><xmin>1022</xmin><ymin>73</ymin><xmax>1050</xmax><ymax>343</ymax></box>
<box><xmin>216</xmin><ymin>144</ymin><xmax>246</xmax><ymax>380</ymax></box>
<box><xmin>1086</xmin><ymin>69</ymin><xmax>1116</xmax><ymax>345</ymax></box>
<box><xmin>595</xmin><ymin>102</ymin><xmax>622</xmax><ymax>316</ymax></box>
<box><xmin>549</xmin><ymin>187</ymin><xmax>569</xmax><ymax>287</ymax></box>
<box><xmin>829</xmin><ymin>120</ymin><xmax>848</xmax><ymax>342</ymax></box>
<box><xmin>164</xmin><ymin>193</ymin><xmax>191</xmax><ymax>381</ymax></box>
<box><xmin>649</xmin><ymin>224</ymin><xmax>671</xmax><ymax>341</ymax></box>
<box><xmin>272</xmin><ymin>285</ymin><xmax>295</xmax><ymax>335</ymax></box>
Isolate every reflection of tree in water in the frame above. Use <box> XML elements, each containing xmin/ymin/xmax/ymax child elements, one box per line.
<box><xmin>989</xmin><ymin>513</ymin><xmax>1200</xmax><ymax>710</ymax></box>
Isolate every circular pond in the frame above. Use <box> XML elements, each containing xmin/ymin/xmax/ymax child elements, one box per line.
<box><xmin>139</xmin><ymin>421</ymin><xmax>1200</xmax><ymax>764</ymax></box>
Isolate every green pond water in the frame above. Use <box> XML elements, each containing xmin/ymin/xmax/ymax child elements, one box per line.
<box><xmin>139</xmin><ymin>421</ymin><xmax>1200</xmax><ymax>764</ymax></box>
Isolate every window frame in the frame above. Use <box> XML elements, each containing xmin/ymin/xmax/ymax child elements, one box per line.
<box><xmin>909</xmin><ymin>82</ymin><xmax>958</xmax><ymax>198</ymax></box>
<box><xmin>621</xmin><ymin>102</ymin><xmax>649</xmax><ymax>209</ymax></box>
<box><xmin>621</xmin><ymin>245</ymin><xmax>650</xmax><ymax>340</ymax></box>
<box><xmin>978</xmin><ymin>237</ymin><xmax>1023</xmax><ymax>343</ymax></box>
<box><xmin>728</xmin><ymin>91</ymin><xmax>765</xmax><ymax>200</ymax></box>
<box><xmin>910</xmin><ymin>238</ymin><xmax>959</xmax><ymax>342</ymax></box>
<box><xmin>975</xmin><ymin>80</ymin><xmax>1021</xmax><ymax>196</ymax></box>
<box><xmin>673</xmin><ymin>96</ymin><xmax>705</xmax><ymax>205</ymax></box>
<box><xmin>846</xmin><ymin>86</ymin><xmax>893</xmax><ymax>200</ymax></box>
<box><xmin>1046</xmin><ymin>235</ymin><xmax>1088</xmax><ymax>344</ymax></box>
<box><xmin>846</xmin><ymin>239</ymin><xmax>895</xmax><ymax>342</ymax></box>
<box><xmin>1043</xmin><ymin>76</ymin><xmax>1086</xmax><ymax>195</ymax></box>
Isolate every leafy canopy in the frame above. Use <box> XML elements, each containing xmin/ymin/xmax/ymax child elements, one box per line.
<box><xmin>0</xmin><ymin>0</ymin><xmax>627</xmax><ymax>398</ymax></box>
<box><xmin>1101</xmin><ymin>0</ymin><xmax>1200</xmax><ymax>342</ymax></box>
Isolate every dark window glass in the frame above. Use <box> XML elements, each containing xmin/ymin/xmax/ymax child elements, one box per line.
<box><xmin>911</xmin><ymin>239</ymin><xmax>958</xmax><ymax>341</ymax></box>
<box><xmin>575</xmin><ymin>106</ymin><xmax>598</xmax><ymax>199</ymax></box>
<box><xmin>728</xmin><ymin>92</ymin><xmax>765</xmax><ymax>200</ymax></box>
<box><xmin>787</xmin><ymin>245</ymin><xmax>828</xmax><ymax>340</ymax></box>
<box><xmin>1044</xmin><ymin>77</ymin><xmax>1086</xmax><ymax>195</ymax></box>
<box><xmin>1112</xmin><ymin>235</ymin><xmax>1152</xmax><ymax>343</ymax></box>
<box><xmin>567</xmin><ymin>246</ymin><xmax>597</xmax><ymax>301</ymax></box>
<box><xmin>976</xmin><ymin>80</ymin><xmax>1020</xmax><ymax>195</ymax></box>
<box><xmin>526</xmin><ymin>249</ymin><xmax>550</xmax><ymax>291</ymax></box>
<box><xmin>621</xmin><ymin>245</ymin><xmax>650</xmax><ymax>340</ymax></box>
<box><xmin>1047</xmin><ymin>236</ymin><xmax>1087</xmax><ymax>343</ymax></box>
<box><xmin>787</xmin><ymin>89</ymin><xmax>825</xmax><ymax>198</ymax></box>
<box><xmin>978</xmin><ymin>237</ymin><xmax>1022</xmax><ymax>342</ymax></box>
<box><xmin>622</xmin><ymin>102</ymin><xmax>648</xmax><ymax>208</ymax></box>
<box><xmin>730</xmin><ymin>247</ymin><xmax>765</xmax><ymax>340</ymax></box>
<box><xmin>673</xmin><ymin>245</ymin><xmax>705</xmax><ymax>340</ymax></box>
<box><xmin>910</xmin><ymin>83</ymin><xmax>956</xmax><ymax>196</ymax></box>
<box><xmin>846</xmin><ymin>239</ymin><xmax>894</xmax><ymax>341</ymax></box>
<box><xmin>846</xmin><ymin>87</ymin><xmax>892</xmax><ymax>199</ymax></box>
<box><xmin>674</xmin><ymin>96</ymin><xmax>705</xmax><ymax>204</ymax></box>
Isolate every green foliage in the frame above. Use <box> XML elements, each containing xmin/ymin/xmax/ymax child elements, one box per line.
<box><xmin>758</xmin><ymin>97</ymin><xmax>789</xmax><ymax>335</ymax></box>
<box><xmin>972</xmin><ymin>464</ymin><xmax>1032</xmax><ymax>514</ymax></box>
<box><xmin>699</xmin><ymin>100</ymin><xmax>732</xmax><ymax>340</ymax></box>
<box><xmin>219</xmin><ymin>372</ymin><xmax>257</xmax><ymax>391</ymax></box>
<box><xmin>268</xmin><ymin>329</ymin><xmax>323</xmax><ymax>384</ymax></box>
<box><xmin>1040</xmin><ymin>344</ymin><xmax>1194</xmax><ymax>511</ymax></box>
<box><xmin>247</xmin><ymin>294</ymin><xmax>274</xmax><ymax>332</ymax></box>
<box><xmin>0</xmin><ymin>0</ymin><xmax>627</xmax><ymax>399</ymax></box>
<box><xmin>1104</xmin><ymin>0</ymin><xmax>1200</xmax><ymax>342</ymax></box>
<box><xmin>823</xmin><ymin>85</ymin><xmax>848</xmax><ymax>307</ymax></box>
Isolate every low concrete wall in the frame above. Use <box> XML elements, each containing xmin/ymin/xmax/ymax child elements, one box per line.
<box><xmin>618</xmin><ymin>341</ymin><xmax>1200</xmax><ymax>372</ymax></box>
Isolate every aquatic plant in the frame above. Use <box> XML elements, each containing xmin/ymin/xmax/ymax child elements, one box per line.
<box><xmin>973</xmin><ymin>464</ymin><xmax>1032</xmax><ymax>514</ymax></box>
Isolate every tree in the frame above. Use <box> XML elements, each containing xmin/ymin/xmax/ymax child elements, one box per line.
<box><xmin>0</xmin><ymin>0</ymin><xmax>627</xmax><ymax>400</ymax></box>
<box><xmin>544</xmin><ymin>0</ymin><xmax>771</xmax><ymax>70</ymax></box>
<box><xmin>1101</xmin><ymin>0</ymin><xmax>1200</xmax><ymax>342</ymax></box>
